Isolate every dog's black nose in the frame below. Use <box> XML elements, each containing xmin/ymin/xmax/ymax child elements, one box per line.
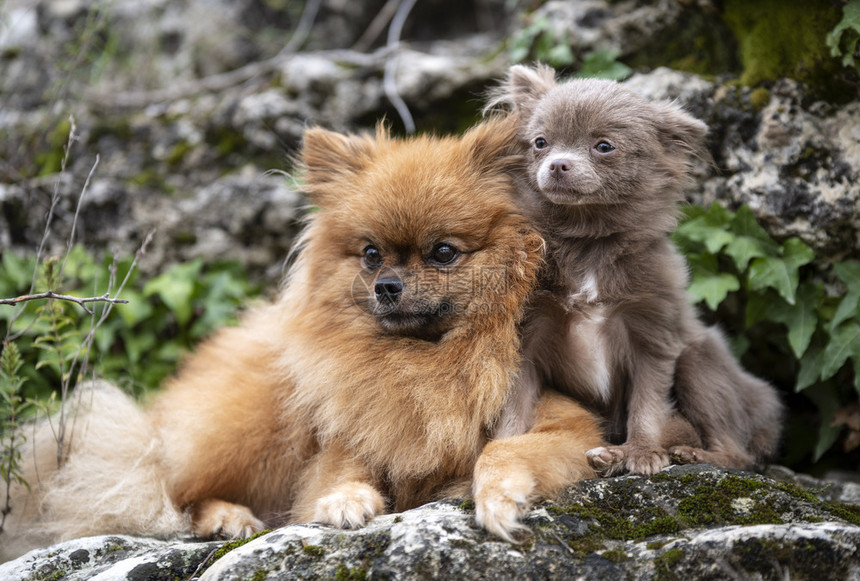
<box><xmin>375</xmin><ymin>276</ymin><xmax>404</xmax><ymax>305</ymax></box>
<box><xmin>549</xmin><ymin>159</ymin><xmax>572</xmax><ymax>176</ymax></box>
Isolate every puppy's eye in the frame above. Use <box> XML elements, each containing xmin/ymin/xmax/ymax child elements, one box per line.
<box><xmin>430</xmin><ymin>243</ymin><xmax>459</xmax><ymax>265</ymax></box>
<box><xmin>594</xmin><ymin>141</ymin><xmax>615</xmax><ymax>154</ymax></box>
<box><xmin>363</xmin><ymin>245</ymin><xmax>383</xmax><ymax>269</ymax></box>
<box><xmin>534</xmin><ymin>137</ymin><xmax>548</xmax><ymax>150</ymax></box>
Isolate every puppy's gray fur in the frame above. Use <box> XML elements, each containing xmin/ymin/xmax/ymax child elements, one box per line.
<box><xmin>489</xmin><ymin>64</ymin><xmax>783</xmax><ymax>475</ymax></box>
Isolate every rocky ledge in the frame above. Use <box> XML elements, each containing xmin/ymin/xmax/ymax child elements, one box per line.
<box><xmin>3</xmin><ymin>465</ymin><xmax>859</xmax><ymax>580</ymax></box>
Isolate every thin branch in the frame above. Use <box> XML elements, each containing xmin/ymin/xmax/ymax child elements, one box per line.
<box><xmin>279</xmin><ymin>0</ymin><xmax>323</xmax><ymax>56</ymax></box>
<box><xmin>59</xmin><ymin>153</ymin><xmax>100</xmax><ymax>281</ymax></box>
<box><xmin>384</xmin><ymin>0</ymin><xmax>418</xmax><ymax>134</ymax></box>
<box><xmin>86</xmin><ymin>47</ymin><xmax>391</xmax><ymax>110</ymax></box>
<box><xmin>5</xmin><ymin>117</ymin><xmax>78</xmax><ymax>344</ymax></box>
<box><xmin>0</xmin><ymin>292</ymin><xmax>128</xmax><ymax>316</ymax></box>
<box><xmin>352</xmin><ymin>0</ymin><xmax>401</xmax><ymax>52</ymax></box>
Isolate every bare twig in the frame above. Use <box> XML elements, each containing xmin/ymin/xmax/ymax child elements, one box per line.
<box><xmin>86</xmin><ymin>48</ymin><xmax>392</xmax><ymax>110</ymax></box>
<box><xmin>59</xmin><ymin>153</ymin><xmax>100</xmax><ymax>281</ymax></box>
<box><xmin>352</xmin><ymin>0</ymin><xmax>401</xmax><ymax>52</ymax></box>
<box><xmin>0</xmin><ymin>292</ymin><xmax>128</xmax><ymax>316</ymax></box>
<box><xmin>279</xmin><ymin>0</ymin><xmax>323</xmax><ymax>56</ymax></box>
<box><xmin>384</xmin><ymin>0</ymin><xmax>418</xmax><ymax>134</ymax></box>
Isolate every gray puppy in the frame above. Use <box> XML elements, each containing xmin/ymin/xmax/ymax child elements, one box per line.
<box><xmin>488</xmin><ymin>64</ymin><xmax>783</xmax><ymax>475</ymax></box>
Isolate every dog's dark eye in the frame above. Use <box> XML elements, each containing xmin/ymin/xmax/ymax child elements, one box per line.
<box><xmin>594</xmin><ymin>141</ymin><xmax>615</xmax><ymax>154</ymax></box>
<box><xmin>430</xmin><ymin>243</ymin><xmax>459</xmax><ymax>265</ymax></box>
<box><xmin>534</xmin><ymin>137</ymin><xmax>548</xmax><ymax>150</ymax></box>
<box><xmin>363</xmin><ymin>245</ymin><xmax>383</xmax><ymax>268</ymax></box>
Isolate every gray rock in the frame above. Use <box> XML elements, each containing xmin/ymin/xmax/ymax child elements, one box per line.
<box><xmin>2</xmin><ymin>466</ymin><xmax>859</xmax><ymax>580</ymax></box>
<box><xmin>625</xmin><ymin>68</ymin><xmax>860</xmax><ymax>259</ymax></box>
<box><xmin>0</xmin><ymin>535</ymin><xmax>222</xmax><ymax>581</ymax></box>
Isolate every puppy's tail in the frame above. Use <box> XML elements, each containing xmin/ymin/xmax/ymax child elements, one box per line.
<box><xmin>1</xmin><ymin>381</ymin><xmax>188</xmax><ymax>562</ymax></box>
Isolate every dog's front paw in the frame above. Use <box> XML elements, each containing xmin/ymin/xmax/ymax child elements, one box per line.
<box><xmin>473</xmin><ymin>469</ymin><xmax>534</xmax><ymax>543</ymax></box>
<box><xmin>586</xmin><ymin>446</ymin><xmax>627</xmax><ymax>476</ymax></box>
<box><xmin>623</xmin><ymin>445</ymin><xmax>670</xmax><ymax>475</ymax></box>
<box><xmin>668</xmin><ymin>445</ymin><xmax>703</xmax><ymax>465</ymax></box>
<box><xmin>193</xmin><ymin>499</ymin><xmax>264</xmax><ymax>539</ymax></box>
<box><xmin>313</xmin><ymin>482</ymin><xmax>385</xmax><ymax>529</ymax></box>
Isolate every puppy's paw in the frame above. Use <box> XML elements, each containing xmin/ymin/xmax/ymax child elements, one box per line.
<box><xmin>313</xmin><ymin>482</ymin><xmax>384</xmax><ymax>529</ymax></box>
<box><xmin>193</xmin><ymin>499</ymin><xmax>264</xmax><ymax>539</ymax></box>
<box><xmin>586</xmin><ymin>446</ymin><xmax>627</xmax><ymax>476</ymax></box>
<box><xmin>473</xmin><ymin>469</ymin><xmax>535</xmax><ymax>543</ymax></box>
<box><xmin>623</xmin><ymin>445</ymin><xmax>670</xmax><ymax>475</ymax></box>
<box><xmin>669</xmin><ymin>445</ymin><xmax>703</xmax><ymax>465</ymax></box>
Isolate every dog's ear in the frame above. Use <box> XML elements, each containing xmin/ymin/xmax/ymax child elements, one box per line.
<box><xmin>462</xmin><ymin>115</ymin><xmax>521</xmax><ymax>173</ymax></box>
<box><xmin>300</xmin><ymin>127</ymin><xmax>377</xmax><ymax>204</ymax></box>
<box><xmin>651</xmin><ymin>102</ymin><xmax>709</xmax><ymax>158</ymax></box>
<box><xmin>485</xmin><ymin>64</ymin><xmax>556</xmax><ymax>115</ymax></box>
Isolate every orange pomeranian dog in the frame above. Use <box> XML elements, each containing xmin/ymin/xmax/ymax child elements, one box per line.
<box><xmin>2</xmin><ymin>118</ymin><xmax>605</xmax><ymax>560</ymax></box>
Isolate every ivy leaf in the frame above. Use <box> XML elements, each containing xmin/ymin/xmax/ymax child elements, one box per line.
<box><xmin>686</xmin><ymin>253</ymin><xmax>740</xmax><ymax>310</ymax></box>
<box><xmin>803</xmin><ymin>382</ymin><xmax>844</xmax><ymax>461</ymax></box>
<box><xmin>143</xmin><ymin>260</ymin><xmax>203</xmax><ymax>326</ymax></box>
<box><xmin>821</xmin><ymin>320</ymin><xmax>860</xmax><ymax>382</ymax></box>
<box><xmin>797</xmin><ymin>345</ymin><xmax>824</xmax><ymax>392</ymax></box>
<box><xmin>755</xmin><ymin>282</ymin><xmax>822</xmax><ymax>359</ymax></box>
<box><xmin>747</xmin><ymin>238</ymin><xmax>814</xmax><ymax>305</ymax></box>
<box><xmin>826</xmin><ymin>0</ymin><xmax>860</xmax><ymax>68</ymax></box>
<box><xmin>674</xmin><ymin>202</ymin><xmax>735</xmax><ymax>255</ymax></box>
<box><xmin>830</xmin><ymin>262</ymin><xmax>860</xmax><ymax>331</ymax></box>
<box><xmin>724</xmin><ymin>206</ymin><xmax>781</xmax><ymax>271</ymax></box>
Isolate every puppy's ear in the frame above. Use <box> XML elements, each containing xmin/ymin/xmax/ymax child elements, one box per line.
<box><xmin>462</xmin><ymin>115</ymin><xmax>521</xmax><ymax>173</ymax></box>
<box><xmin>652</xmin><ymin>103</ymin><xmax>709</xmax><ymax>158</ymax></box>
<box><xmin>300</xmin><ymin>127</ymin><xmax>377</xmax><ymax>204</ymax></box>
<box><xmin>485</xmin><ymin>64</ymin><xmax>556</xmax><ymax>115</ymax></box>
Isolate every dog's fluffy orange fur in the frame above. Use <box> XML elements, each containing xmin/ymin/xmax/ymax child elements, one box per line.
<box><xmin>3</xmin><ymin>118</ymin><xmax>604</xmax><ymax>559</ymax></box>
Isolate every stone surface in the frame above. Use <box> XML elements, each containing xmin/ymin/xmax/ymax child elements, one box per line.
<box><xmin>625</xmin><ymin>68</ymin><xmax>860</xmax><ymax>259</ymax></box>
<box><xmin>2</xmin><ymin>466</ymin><xmax>859</xmax><ymax>580</ymax></box>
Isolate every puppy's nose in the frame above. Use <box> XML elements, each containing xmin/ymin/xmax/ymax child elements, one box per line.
<box><xmin>375</xmin><ymin>276</ymin><xmax>404</xmax><ymax>305</ymax></box>
<box><xmin>549</xmin><ymin>159</ymin><xmax>572</xmax><ymax>177</ymax></box>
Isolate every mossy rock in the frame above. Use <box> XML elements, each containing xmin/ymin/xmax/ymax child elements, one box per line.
<box><xmin>722</xmin><ymin>0</ymin><xmax>857</xmax><ymax>101</ymax></box>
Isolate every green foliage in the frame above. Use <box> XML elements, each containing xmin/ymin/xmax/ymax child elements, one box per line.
<box><xmin>507</xmin><ymin>13</ymin><xmax>631</xmax><ymax>80</ymax></box>
<box><xmin>575</xmin><ymin>49</ymin><xmax>633</xmax><ymax>81</ymax></box>
<box><xmin>673</xmin><ymin>203</ymin><xmax>859</xmax><ymax>465</ymax></box>
<box><xmin>827</xmin><ymin>0</ymin><xmax>860</xmax><ymax>70</ymax></box>
<box><xmin>509</xmin><ymin>14</ymin><xmax>575</xmax><ymax>68</ymax></box>
<box><xmin>1</xmin><ymin>341</ymin><xmax>33</xmax><ymax>532</ymax></box>
<box><xmin>722</xmin><ymin>0</ymin><xmax>854</xmax><ymax>101</ymax></box>
<box><xmin>0</xmin><ymin>247</ymin><xmax>260</xmax><ymax>400</ymax></box>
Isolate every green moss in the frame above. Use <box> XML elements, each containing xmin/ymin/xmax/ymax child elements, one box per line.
<box><xmin>549</xmin><ymin>501</ymin><xmax>682</xmax><ymax>541</ymax></box>
<box><xmin>567</xmin><ymin>537</ymin><xmax>606</xmax><ymax>558</ymax></box>
<box><xmin>646</xmin><ymin>540</ymin><xmax>669</xmax><ymax>550</ymax></box>
<box><xmin>302</xmin><ymin>544</ymin><xmax>325</xmax><ymax>557</ymax></box>
<box><xmin>334</xmin><ymin>563</ymin><xmax>368</xmax><ymax>581</ymax></box>
<box><xmin>654</xmin><ymin>548</ymin><xmax>685</xmax><ymax>581</ymax></box>
<box><xmin>649</xmin><ymin>472</ymin><xmax>671</xmax><ymax>483</ymax></box>
<box><xmin>821</xmin><ymin>501</ymin><xmax>860</xmax><ymax>526</ymax></box>
<box><xmin>210</xmin><ymin>530</ymin><xmax>271</xmax><ymax>563</ymax></box>
<box><xmin>458</xmin><ymin>499</ymin><xmax>476</xmax><ymax>511</ymax></box>
<box><xmin>251</xmin><ymin>571</ymin><xmax>268</xmax><ymax>581</ymax></box>
<box><xmin>657</xmin><ymin>548</ymin><xmax>684</xmax><ymax>567</ymax></box>
<box><xmin>722</xmin><ymin>0</ymin><xmax>854</xmax><ymax>100</ymax></box>
<box><xmin>677</xmin><ymin>474</ymin><xmax>783</xmax><ymax>527</ymax></box>
<box><xmin>165</xmin><ymin>140</ymin><xmax>193</xmax><ymax>166</ymax></box>
<box><xmin>35</xmin><ymin>118</ymin><xmax>73</xmax><ymax>176</ymax></box>
<box><xmin>601</xmin><ymin>548</ymin><xmax>629</xmax><ymax>563</ymax></box>
<box><xmin>625</xmin><ymin>4</ymin><xmax>740</xmax><ymax>77</ymax></box>
<box><xmin>748</xmin><ymin>87</ymin><xmax>771</xmax><ymax>111</ymax></box>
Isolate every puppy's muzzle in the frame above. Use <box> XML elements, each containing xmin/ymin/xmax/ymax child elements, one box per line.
<box><xmin>375</xmin><ymin>276</ymin><xmax>404</xmax><ymax>306</ymax></box>
<box><xmin>548</xmin><ymin>158</ymin><xmax>572</xmax><ymax>179</ymax></box>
